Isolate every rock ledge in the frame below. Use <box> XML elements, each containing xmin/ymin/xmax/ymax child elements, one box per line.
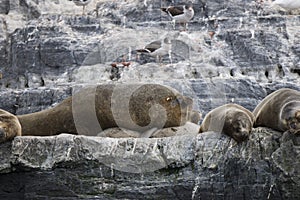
<box><xmin>1</xmin><ymin>128</ymin><xmax>300</xmax><ymax>199</ymax></box>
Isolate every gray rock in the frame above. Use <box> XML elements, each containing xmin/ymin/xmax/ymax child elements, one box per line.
<box><xmin>0</xmin><ymin>128</ymin><xmax>299</xmax><ymax>199</ymax></box>
<box><xmin>0</xmin><ymin>0</ymin><xmax>299</xmax><ymax>199</ymax></box>
<box><xmin>0</xmin><ymin>87</ymin><xmax>72</xmax><ymax>114</ymax></box>
<box><xmin>0</xmin><ymin>0</ymin><xmax>9</xmax><ymax>14</ymax></box>
<box><xmin>0</xmin><ymin>0</ymin><xmax>299</xmax><ymax>89</ymax></box>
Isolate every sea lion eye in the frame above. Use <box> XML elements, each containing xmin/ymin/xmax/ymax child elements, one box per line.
<box><xmin>166</xmin><ymin>96</ymin><xmax>180</xmax><ymax>107</ymax></box>
<box><xmin>166</xmin><ymin>97</ymin><xmax>173</xmax><ymax>102</ymax></box>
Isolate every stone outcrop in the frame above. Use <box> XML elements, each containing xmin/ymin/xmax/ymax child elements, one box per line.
<box><xmin>0</xmin><ymin>0</ymin><xmax>299</xmax><ymax>114</ymax></box>
<box><xmin>1</xmin><ymin>128</ymin><xmax>300</xmax><ymax>199</ymax></box>
<box><xmin>0</xmin><ymin>0</ymin><xmax>300</xmax><ymax>199</ymax></box>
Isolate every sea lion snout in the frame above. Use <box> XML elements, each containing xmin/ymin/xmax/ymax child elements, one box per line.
<box><xmin>232</xmin><ymin>124</ymin><xmax>251</xmax><ymax>142</ymax></box>
<box><xmin>290</xmin><ymin>122</ymin><xmax>298</xmax><ymax>130</ymax></box>
<box><xmin>239</xmin><ymin>130</ymin><xmax>250</xmax><ymax>140</ymax></box>
<box><xmin>177</xmin><ymin>96</ymin><xmax>193</xmax><ymax>109</ymax></box>
<box><xmin>231</xmin><ymin>128</ymin><xmax>250</xmax><ymax>142</ymax></box>
<box><xmin>289</xmin><ymin>122</ymin><xmax>300</xmax><ymax>135</ymax></box>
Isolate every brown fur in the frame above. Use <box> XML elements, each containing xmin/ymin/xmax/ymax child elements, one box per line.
<box><xmin>253</xmin><ymin>88</ymin><xmax>300</xmax><ymax>134</ymax></box>
<box><xmin>0</xmin><ymin>109</ymin><xmax>21</xmax><ymax>143</ymax></box>
<box><xmin>13</xmin><ymin>84</ymin><xmax>199</xmax><ymax>139</ymax></box>
<box><xmin>199</xmin><ymin>104</ymin><xmax>255</xmax><ymax>142</ymax></box>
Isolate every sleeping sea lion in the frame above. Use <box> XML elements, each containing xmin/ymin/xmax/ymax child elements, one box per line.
<box><xmin>199</xmin><ymin>103</ymin><xmax>255</xmax><ymax>142</ymax></box>
<box><xmin>253</xmin><ymin>88</ymin><xmax>300</xmax><ymax>134</ymax></box>
<box><xmin>0</xmin><ymin>109</ymin><xmax>22</xmax><ymax>143</ymax></box>
<box><xmin>0</xmin><ymin>83</ymin><xmax>200</xmax><ymax>143</ymax></box>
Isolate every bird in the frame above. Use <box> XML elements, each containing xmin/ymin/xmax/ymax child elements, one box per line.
<box><xmin>272</xmin><ymin>0</ymin><xmax>300</xmax><ymax>10</ymax></box>
<box><xmin>161</xmin><ymin>1</ymin><xmax>194</xmax><ymax>31</ymax></box>
<box><xmin>69</xmin><ymin>0</ymin><xmax>92</xmax><ymax>15</ymax></box>
<box><xmin>136</xmin><ymin>38</ymin><xmax>172</xmax><ymax>63</ymax></box>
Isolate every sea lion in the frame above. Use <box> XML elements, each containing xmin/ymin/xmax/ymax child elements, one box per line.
<box><xmin>0</xmin><ymin>83</ymin><xmax>199</xmax><ymax>143</ymax></box>
<box><xmin>0</xmin><ymin>109</ymin><xmax>21</xmax><ymax>143</ymax></box>
<box><xmin>253</xmin><ymin>88</ymin><xmax>300</xmax><ymax>134</ymax></box>
<box><xmin>199</xmin><ymin>103</ymin><xmax>255</xmax><ymax>142</ymax></box>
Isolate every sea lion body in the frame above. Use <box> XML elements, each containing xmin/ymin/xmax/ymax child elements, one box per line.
<box><xmin>0</xmin><ymin>109</ymin><xmax>22</xmax><ymax>143</ymax></box>
<box><xmin>199</xmin><ymin>104</ymin><xmax>255</xmax><ymax>142</ymax></box>
<box><xmin>14</xmin><ymin>84</ymin><xmax>198</xmax><ymax>138</ymax></box>
<box><xmin>253</xmin><ymin>88</ymin><xmax>300</xmax><ymax>134</ymax></box>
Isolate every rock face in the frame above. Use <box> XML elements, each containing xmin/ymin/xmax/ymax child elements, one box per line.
<box><xmin>1</xmin><ymin>129</ymin><xmax>300</xmax><ymax>199</ymax></box>
<box><xmin>0</xmin><ymin>0</ymin><xmax>299</xmax><ymax>114</ymax></box>
<box><xmin>0</xmin><ymin>0</ymin><xmax>300</xmax><ymax>199</ymax></box>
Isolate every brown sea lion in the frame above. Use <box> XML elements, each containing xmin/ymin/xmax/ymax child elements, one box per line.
<box><xmin>253</xmin><ymin>88</ymin><xmax>300</xmax><ymax>134</ymax></box>
<box><xmin>0</xmin><ymin>83</ymin><xmax>200</xmax><ymax>143</ymax></box>
<box><xmin>199</xmin><ymin>103</ymin><xmax>255</xmax><ymax>142</ymax></box>
<box><xmin>0</xmin><ymin>109</ymin><xmax>22</xmax><ymax>143</ymax></box>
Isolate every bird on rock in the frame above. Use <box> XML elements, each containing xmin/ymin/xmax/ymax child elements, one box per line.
<box><xmin>69</xmin><ymin>0</ymin><xmax>92</xmax><ymax>15</ymax></box>
<box><xmin>272</xmin><ymin>0</ymin><xmax>300</xmax><ymax>10</ymax></box>
<box><xmin>161</xmin><ymin>1</ymin><xmax>194</xmax><ymax>31</ymax></box>
<box><xmin>136</xmin><ymin>38</ymin><xmax>172</xmax><ymax>63</ymax></box>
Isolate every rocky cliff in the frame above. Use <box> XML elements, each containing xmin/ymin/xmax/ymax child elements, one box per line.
<box><xmin>1</xmin><ymin>128</ymin><xmax>300</xmax><ymax>199</ymax></box>
<box><xmin>0</xmin><ymin>0</ymin><xmax>300</xmax><ymax>199</ymax></box>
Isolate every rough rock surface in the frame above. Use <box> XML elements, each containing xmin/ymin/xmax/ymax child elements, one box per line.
<box><xmin>1</xmin><ymin>128</ymin><xmax>300</xmax><ymax>200</ymax></box>
<box><xmin>0</xmin><ymin>0</ymin><xmax>299</xmax><ymax>114</ymax></box>
<box><xmin>0</xmin><ymin>0</ymin><xmax>300</xmax><ymax>199</ymax></box>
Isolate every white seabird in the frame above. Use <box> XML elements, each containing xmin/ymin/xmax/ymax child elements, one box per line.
<box><xmin>136</xmin><ymin>38</ymin><xmax>172</xmax><ymax>63</ymax></box>
<box><xmin>161</xmin><ymin>1</ymin><xmax>194</xmax><ymax>31</ymax></box>
<box><xmin>272</xmin><ymin>0</ymin><xmax>300</xmax><ymax>10</ymax></box>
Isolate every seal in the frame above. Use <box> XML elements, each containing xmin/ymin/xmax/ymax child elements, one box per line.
<box><xmin>199</xmin><ymin>103</ymin><xmax>255</xmax><ymax>142</ymax></box>
<box><xmin>0</xmin><ymin>109</ymin><xmax>22</xmax><ymax>143</ymax></box>
<box><xmin>253</xmin><ymin>88</ymin><xmax>300</xmax><ymax>134</ymax></box>
<box><xmin>10</xmin><ymin>84</ymin><xmax>199</xmax><ymax>141</ymax></box>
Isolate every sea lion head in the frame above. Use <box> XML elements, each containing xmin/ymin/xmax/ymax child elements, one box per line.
<box><xmin>224</xmin><ymin>111</ymin><xmax>253</xmax><ymax>142</ymax></box>
<box><xmin>0</xmin><ymin>109</ymin><xmax>22</xmax><ymax>143</ymax></box>
<box><xmin>281</xmin><ymin>101</ymin><xmax>300</xmax><ymax>134</ymax></box>
<box><xmin>129</xmin><ymin>84</ymin><xmax>194</xmax><ymax>130</ymax></box>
